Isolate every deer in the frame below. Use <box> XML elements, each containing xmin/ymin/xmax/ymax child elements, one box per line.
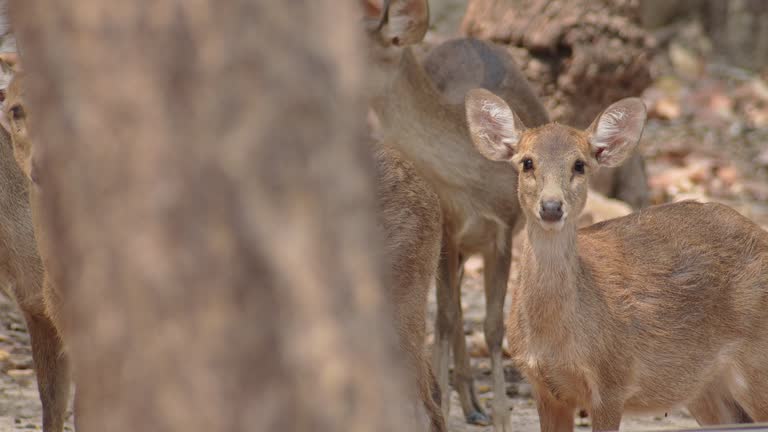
<box><xmin>363</xmin><ymin>2</ymin><xmax>446</xmax><ymax>431</ymax></box>
<box><xmin>374</xmin><ymin>144</ymin><xmax>446</xmax><ymax>432</ymax></box>
<box><xmin>465</xmin><ymin>86</ymin><xmax>768</xmax><ymax>431</ymax></box>
<box><xmin>0</xmin><ymin>65</ymin><xmax>70</xmax><ymax>432</ymax></box>
<box><xmin>366</xmin><ymin>9</ymin><xmax>554</xmax><ymax>428</ymax></box>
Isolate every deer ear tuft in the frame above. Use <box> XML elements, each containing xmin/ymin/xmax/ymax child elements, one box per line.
<box><xmin>587</xmin><ymin>98</ymin><xmax>646</xmax><ymax>168</ymax></box>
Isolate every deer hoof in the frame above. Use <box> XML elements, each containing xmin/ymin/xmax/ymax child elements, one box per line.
<box><xmin>466</xmin><ymin>411</ymin><xmax>491</xmax><ymax>426</ymax></box>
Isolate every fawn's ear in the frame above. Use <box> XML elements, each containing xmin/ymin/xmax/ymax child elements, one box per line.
<box><xmin>465</xmin><ymin>88</ymin><xmax>525</xmax><ymax>162</ymax></box>
<box><xmin>363</xmin><ymin>0</ymin><xmax>429</xmax><ymax>46</ymax></box>
<box><xmin>587</xmin><ymin>98</ymin><xmax>646</xmax><ymax>167</ymax></box>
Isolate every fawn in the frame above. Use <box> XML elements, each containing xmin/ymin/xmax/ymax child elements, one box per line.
<box><xmin>364</xmin><ymin>2</ymin><xmax>446</xmax><ymax>430</ymax></box>
<box><xmin>466</xmin><ymin>87</ymin><xmax>768</xmax><ymax>431</ymax></box>
<box><xmin>0</xmin><ymin>68</ymin><xmax>70</xmax><ymax>431</ymax></box>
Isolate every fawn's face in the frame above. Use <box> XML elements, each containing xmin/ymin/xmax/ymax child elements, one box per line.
<box><xmin>0</xmin><ymin>72</ymin><xmax>36</xmax><ymax>184</ymax></box>
<box><xmin>465</xmin><ymin>88</ymin><xmax>646</xmax><ymax>231</ymax></box>
<box><xmin>513</xmin><ymin>126</ymin><xmax>593</xmax><ymax>230</ymax></box>
<box><xmin>361</xmin><ymin>0</ymin><xmax>429</xmax><ymax>96</ymax></box>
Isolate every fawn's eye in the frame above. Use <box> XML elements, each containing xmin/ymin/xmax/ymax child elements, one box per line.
<box><xmin>574</xmin><ymin>160</ymin><xmax>585</xmax><ymax>174</ymax></box>
<box><xmin>10</xmin><ymin>104</ymin><xmax>24</xmax><ymax>120</ymax></box>
<box><xmin>522</xmin><ymin>158</ymin><xmax>534</xmax><ymax>172</ymax></box>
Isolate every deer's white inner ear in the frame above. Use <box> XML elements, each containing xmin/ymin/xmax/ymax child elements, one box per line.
<box><xmin>483</xmin><ymin>100</ymin><xmax>520</xmax><ymax>147</ymax></box>
<box><xmin>594</xmin><ymin>109</ymin><xmax>625</xmax><ymax>145</ymax></box>
<box><xmin>589</xmin><ymin>98</ymin><xmax>646</xmax><ymax>167</ymax></box>
<box><xmin>465</xmin><ymin>89</ymin><xmax>522</xmax><ymax>162</ymax></box>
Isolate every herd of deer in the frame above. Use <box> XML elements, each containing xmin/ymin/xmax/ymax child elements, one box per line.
<box><xmin>0</xmin><ymin>1</ymin><xmax>765</xmax><ymax>432</ymax></box>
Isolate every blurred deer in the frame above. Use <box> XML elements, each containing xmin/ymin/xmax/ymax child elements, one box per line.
<box><xmin>466</xmin><ymin>87</ymin><xmax>767</xmax><ymax>431</ymax></box>
<box><xmin>0</xmin><ymin>63</ymin><xmax>70</xmax><ymax>432</ymax></box>
<box><xmin>364</xmin><ymin>1</ymin><xmax>446</xmax><ymax>430</ymax></box>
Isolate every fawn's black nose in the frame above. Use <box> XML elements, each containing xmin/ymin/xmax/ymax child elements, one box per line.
<box><xmin>540</xmin><ymin>200</ymin><xmax>564</xmax><ymax>222</ymax></box>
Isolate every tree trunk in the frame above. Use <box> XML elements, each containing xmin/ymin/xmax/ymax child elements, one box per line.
<box><xmin>11</xmin><ymin>2</ymin><xmax>413</xmax><ymax>431</ymax></box>
<box><xmin>700</xmin><ymin>0</ymin><xmax>768</xmax><ymax>72</ymax></box>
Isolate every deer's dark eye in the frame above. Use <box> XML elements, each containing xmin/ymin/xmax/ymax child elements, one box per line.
<box><xmin>522</xmin><ymin>158</ymin><xmax>534</xmax><ymax>172</ymax></box>
<box><xmin>10</xmin><ymin>104</ymin><xmax>24</xmax><ymax>120</ymax></box>
<box><xmin>574</xmin><ymin>160</ymin><xmax>585</xmax><ymax>174</ymax></box>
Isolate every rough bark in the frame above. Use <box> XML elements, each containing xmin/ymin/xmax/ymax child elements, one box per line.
<box><xmin>461</xmin><ymin>0</ymin><xmax>654</xmax><ymax>129</ymax></box>
<box><xmin>461</xmin><ymin>0</ymin><xmax>652</xmax><ymax>208</ymax></box>
<box><xmin>11</xmin><ymin>2</ymin><xmax>412</xmax><ymax>432</ymax></box>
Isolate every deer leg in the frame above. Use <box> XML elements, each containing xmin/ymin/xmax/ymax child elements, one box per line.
<box><xmin>535</xmin><ymin>388</ymin><xmax>575</xmax><ymax>432</ymax></box>
<box><xmin>433</xmin><ymin>237</ymin><xmax>458</xmax><ymax>420</ymax></box>
<box><xmin>531</xmin><ymin>377</ymin><xmax>575</xmax><ymax>432</ymax></box>
<box><xmin>589</xmin><ymin>394</ymin><xmax>623</xmax><ymax>432</ymax></box>
<box><xmin>731</xmin><ymin>366</ymin><xmax>768</xmax><ymax>422</ymax></box>
<box><xmin>24</xmin><ymin>310</ymin><xmax>70</xmax><ymax>432</ymax></box>
<box><xmin>483</xmin><ymin>234</ymin><xmax>512</xmax><ymax>432</ymax></box>
<box><xmin>450</xmin><ymin>248</ymin><xmax>489</xmax><ymax>426</ymax></box>
<box><xmin>394</xmin><ymin>275</ymin><xmax>447</xmax><ymax>432</ymax></box>
<box><xmin>688</xmin><ymin>384</ymin><xmax>752</xmax><ymax>425</ymax></box>
<box><xmin>422</xmin><ymin>360</ymin><xmax>448</xmax><ymax>432</ymax></box>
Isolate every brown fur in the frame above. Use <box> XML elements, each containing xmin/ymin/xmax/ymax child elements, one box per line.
<box><xmin>467</xmin><ymin>89</ymin><xmax>768</xmax><ymax>431</ymax></box>
<box><xmin>364</xmin><ymin>2</ymin><xmax>446</xmax><ymax>430</ymax></box>
<box><xmin>374</xmin><ymin>144</ymin><xmax>445</xmax><ymax>432</ymax></box>
<box><xmin>372</xmin><ymin>36</ymin><xmax>555</xmax><ymax>430</ymax></box>
<box><xmin>0</xmin><ymin>71</ymin><xmax>70</xmax><ymax>432</ymax></box>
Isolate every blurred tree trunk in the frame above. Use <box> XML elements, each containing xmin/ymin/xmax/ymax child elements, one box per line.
<box><xmin>640</xmin><ymin>0</ymin><xmax>768</xmax><ymax>72</ymax></box>
<box><xmin>699</xmin><ymin>0</ymin><xmax>768</xmax><ymax>72</ymax></box>
<box><xmin>461</xmin><ymin>0</ymin><xmax>652</xmax><ymax>208</ymax></box>
<box><xmin>12</xmin><ymin>2</ymin><xmax>413</xmax><ymax>432</ymax></box>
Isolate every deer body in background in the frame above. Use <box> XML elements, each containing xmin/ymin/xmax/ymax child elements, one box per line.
<box><xmin>375</xmin><ymin>144</ymin><xmax>445</xmax><ymax>432</ymax></box>
<box><xmin>466</xmin><ymin>87</ymin><xmax>768</xmax><ymax>431</ymax></box>
<box><xmin>370</xmin><ymin>31</ymin><xmax>550</xmax><ymax>429</ymax></box>
<box><xmin>364</xmin><ymin>2</ymin><xmax>446</xmax><ymax>430</ymax></box>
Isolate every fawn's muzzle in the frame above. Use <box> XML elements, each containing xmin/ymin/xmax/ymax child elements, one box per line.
<box><xmin>540</xmin><ymin>200</ymin><xmax>564</xmax><ymax>222</ymax></box>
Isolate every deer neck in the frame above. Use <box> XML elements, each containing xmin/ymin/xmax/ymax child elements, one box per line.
<box><xmin>372</xmin><ymin>48</ymin><xmax>463</xmax><ymax>140</ymax></box>
<box><xmin>519</xmin><ymin>219</ymin><xmax>581</xmax><ymax>340</ymax></box>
